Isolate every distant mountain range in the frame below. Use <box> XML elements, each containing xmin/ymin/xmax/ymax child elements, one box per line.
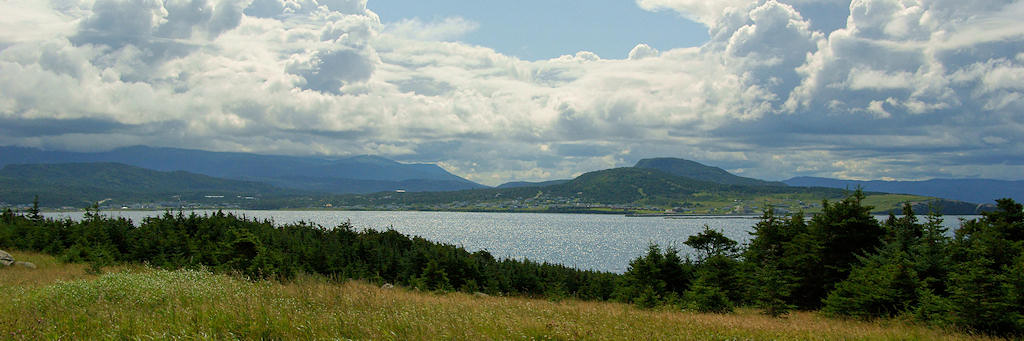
<box><xmin>0</xmin><ymin>163</ymin><xmax>302</xmax><ymax>207</ymax></box>
<box><xmin>0</xmin><ymin>146</ymin><xmax>1010</xmax><ymax>214</ymax></box>
<box><xmin>784</xmin><ymin>177</ymin><xmax>1023</xmax><ymax>205</ymax></box>
<box><xmin>325</xmin><ymin>162</ymin><xmax>988</xmax><ymax>214</ymax></box>
<box><xmin>0</xmin><ymin>146</ymin><xmax>485</xmax><ymax>194</ymax></box>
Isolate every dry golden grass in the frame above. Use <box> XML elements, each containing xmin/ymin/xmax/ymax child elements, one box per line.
<box><xmin>0</xmin><ymin>250</ymin><xmax>140</xmax><ymax>287</ymax></box>
<box><xmin>0</xmin><ymin>251</ymin><xmax>1004</xmax><ymax>340</ymax></box>
<box><xmin>0</xmin><ymin>250</ymin><xmax>98</xmax><ymax>287</ymax></box>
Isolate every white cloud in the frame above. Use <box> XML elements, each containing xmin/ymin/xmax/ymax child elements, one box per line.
<box><xmin>384</xmin><ymin>17</ymin><xmax>479</xmax><ymax>42</ymax></box>
<box><xmin>635</xmin><ymin>0</ymin><xmax>756</xmax><ymax>26</ymax></box>
<box><xmin>628</xmin><ymin>43</ymin><xmax>660</xmax><ymax>60</ymax></box>
<box><xmin>0</xmin><ymin>0</ymin><xmax>1022</xmax><ymax>185</ymax></box>
<box><xmin>846</xmin><ymin>68</ymin><xmax>913</xmax><ymax>90</ymax></box>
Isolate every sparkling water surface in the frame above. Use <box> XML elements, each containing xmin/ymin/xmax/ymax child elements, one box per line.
<box><xmin>45</xmin><ymin>210</ymin><xmax>975</xmax><ymax>273</ymax></box>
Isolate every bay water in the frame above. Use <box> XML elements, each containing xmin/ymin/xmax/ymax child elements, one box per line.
<box><xmin>45</xmin><ymin>210</ymin><xmax>975</xmax><ymax>273</ymax></box>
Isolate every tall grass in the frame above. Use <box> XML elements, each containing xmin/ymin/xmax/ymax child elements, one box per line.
<box><xmin>0</xmin><ymin>251</ymin><xmax>1000</xmax><ymax>340</ymax></box>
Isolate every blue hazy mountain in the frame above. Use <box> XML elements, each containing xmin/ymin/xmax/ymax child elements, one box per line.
<box><xmin>634</xmin><ymin>158</ymin><xmax>786</xmax><ymax>187</ymax></box>
<box><xmin>0</xmin><ymin>162</ymin><xmax>302</xmax><ymax>207</ymax></box>
<box><xmin>784</xmin><ymin>177</ymin><xmax>1024</xmax><ymax>204</ymax></box>
<box><xmin>0</xmin><ymin>146</ymin><xmax>486</xmax><ymax>194</ymax></box>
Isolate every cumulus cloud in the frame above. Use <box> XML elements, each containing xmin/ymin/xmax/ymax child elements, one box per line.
<box><xmin>0</xmin><ymin>0</ymin><xmax>1022</xmax><ymax>185</ymax></box>
<box><xmin>628</xmin><ymin>43</ymin><xmax>660</xmax><ymax>60</ymax></box>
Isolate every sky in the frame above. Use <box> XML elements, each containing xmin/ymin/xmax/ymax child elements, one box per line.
<box><xmin>0</xmin><ymin>0</ymin><xmax>1022</xmax><ymax>186</ymax></box>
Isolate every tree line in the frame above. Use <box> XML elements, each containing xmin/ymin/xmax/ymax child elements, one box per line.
<box><xmin>615</xmin><ymin>191</ymin><xmax>1023</xmax><ymax>336</ymax></box>
<box><xmin>2</xmin><ymin>190</ymin><xmax>1022</xmax><ymax>336</ymax></box>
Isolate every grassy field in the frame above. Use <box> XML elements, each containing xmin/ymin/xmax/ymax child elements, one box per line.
<box><xmin>0</xmin><ymin>250</ymin><xmax>1001</xmax><ymax>340</ymax></box>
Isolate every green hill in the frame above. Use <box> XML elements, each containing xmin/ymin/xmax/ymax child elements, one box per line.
<box><xmin>553</xmin><ymin>167</ymin><xmax>726</xmax><ymax>204</ymax></box>
<box><xmin>547</xmin><ymin>167</ymin><xmax>845</xmax><ymax>207</ymax></box>
<box><xmin>0</xmin><ymin>163</ymin><xmax>302</xmax><ymax>207</ymax></box>
<box><xmin>319</xmin><ymin>167</ymin><xmax>971</xmax><ymax>214</ymax></box>
<box><xmin>634</xmin><ymin>158</ymin><xmax>785</xmax><ymax>187</ymax></box>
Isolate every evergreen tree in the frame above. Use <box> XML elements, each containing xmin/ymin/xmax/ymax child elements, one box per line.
<box><xmin>685</xmin><ymin>273</ymin><xmax>734</xmax><ymax>313</ymax></box>
<box><xmin>884</xmin><ymin>202</ymin><xmax>922</xmax><ymax>251</ymax></box>
<box><xmin>945</xmin><ymin>198</ymin><xmax>1024</xmax><ymax>335</ymax></box>
<box><xmin>746</xmin><ymin>208</ymin><xmax>802</xmax><ymax>312</ymax></box>
<box><xmin>417</xmin><ymin>259</ymin><xmax>453</xmax><ymax>292</ymax></box>
<box><xmin>913</xmin><ymin>209</ymin><xmax>950</xmax><ymax>295</ymax></box>
<box><xmin>28</xmin><ymin>195</ymin><xmax>43</xmax><ymax>223</ymax></box>
<box><xmin>822</xmin><ymin>244</ymin><xmax>920</xmax><ymax>318</ymax></box>
<box><xmin>616</xmin><ymin>244</ymin><xmax>695</xmax><ymax>307</ymax></box>
<box><xmin>685</xmin><ymin>225</ymin><xmax>739</xmax><ymax>262</ymax></box>
<box><xmin>746</xmin><ymin>208</ymin><xmax>787</xmax><ymax>262</ymax></box>
<box><xmin>947</xmin><ymin>257</ymin><xmax>1019</xmax><ymax>334</ymax></box>
<box><xmin>682</xmin><ymin>226</ymin><xmax>744</xmax><ymax>307</ymax></box>
<box><xmin>753</xmin><ymin>263</ymin><xmax>795</xmax><ymax>317</ymax></box>
<box><xmin>1</xmin><ymin>207</ymin><xmax>15</xmax><ymax>225</ymax></box>
<box><xmin>806</xmin><ymin>189</ymin><xmax>885</xmax><ymax>308</ymax></box>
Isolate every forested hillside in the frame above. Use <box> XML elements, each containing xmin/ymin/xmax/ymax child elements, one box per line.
<box><xmin>0</xmin><ymin>163</ymin><xmax>302</xmax><ymax>207</ymax></box>
<box><xmin>635</xmin><ymin>158</ymin><xmax>786</xmax><ymax>187</ymax></box>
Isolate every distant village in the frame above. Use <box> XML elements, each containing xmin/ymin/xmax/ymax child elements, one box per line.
<box><xmin>328</xmin><ymin>191</ymin><xmax>823</xmax><ymax>215</ymax></box>
<box><xmin>4</xmin><ymin>190</ymin><xmax>823</xmax><ymax>215</ymax></box>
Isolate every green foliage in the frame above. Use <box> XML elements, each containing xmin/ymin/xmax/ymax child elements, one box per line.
<box><xmin>822</xmin><ymin>246</ymin><xmax>920</xmax><ymax>319</ymax></box>
<box><xmin>4</xmin><ymin>191</ymin><xmax>1023</xmax><ymax>336</ymax></box>
<box><xmin>685</xmin><ymin>225</ymin><xmax>739</xmax><ymax>262</ymax></box>
<box><xmin>416</xmin><ymin>259</ymin><xmax>454</xmax><ymax>292</ymax></box>
<box><xmin>746</xmin><ymin>208</ymin><xmax>819</xmax><ymax>311</ymax></box>
<box><xmin>946</xmin><ymin>257</ymin><xmax>1021</xmax><ymax>334</ymax></box>
<box><xmin>909</xmin><ymin>288</ymin><xmax>955</xmax><ymax>326</ymax></box>
<box><xmin>633</xmin><ymin>284</ymin><xmax>662</xmax><ymax>309</ymax></box>
<box><xmin>685</xmin><ymin>277</ymin><xmax>734</xmax><ymax>313</ymax></box>
<box><xmin>615</xmin><ymin>244</ymin><xmax>695</xmax><ymax>308</ymax></box>
<box><xmin>913</xmin><ymin>210</ymin><xmax>951</xmax><ymax>295</ymax></box>
<box><xmin>824</xmin><ymin>204</ymin><xmax>926</xmax><ymax>319</ymax></box>
<box><xmin>754</xmin><ymin>264</ymin><xmax>795</xmax><ymax>318</ymax></box>
<box><xmin>942</xmin><ymin>199</ymin><xmax>1024</xmax><ymax>335</ymax></box>
<box><xmin>695</xmin><ymin>254</ymin><xmax>745</xmax><ymax>304</ymax></box>
<box><xmin>0</xmin><ymin>209</ymin><xmax>619</xmax><ymax>301</ymax></box>
<box><xmin>806</xmin><ymin>189</ymin><xmax>886</xmax><ymax>308</ymax></box>
<box><xmin>28</xmin><ymin>195</ymin><xmax>43</xmax><ymax>223</ymax></box>
<box><xmin>884</xmin><ymin>203</ymin><xmax>922</xmax><ymax>251</ymax></box>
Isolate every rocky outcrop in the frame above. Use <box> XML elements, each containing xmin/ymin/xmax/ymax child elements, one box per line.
<box><xmin>0</xmin><ymin>250</ymin><xmax>14</xmax><ymax>266</ymax></box>
<box><xmin>0</xmin><ymin>250</ymin><xmax>35</xmax><ymax>268</ymax></box>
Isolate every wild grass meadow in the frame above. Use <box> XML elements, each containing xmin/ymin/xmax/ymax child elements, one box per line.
<box><xmin>0</xmin><ymin>250</ymin><xmax>1000</xmax><ymax>340</ymax></box>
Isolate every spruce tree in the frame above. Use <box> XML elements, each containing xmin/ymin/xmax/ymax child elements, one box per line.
<box><xmin>822</xmin><ymin>245</ymin><xmax>920</xmax><ymax>318</ymax></box>
<box><xmin>806</xmin><ymin>189</ymin><xmax>885</xmax><ymax>307</ymax></box>
<box><xmin>28</xmin><ymin>195</ymin><xmax>43</xmax><ymax>223</ymax></box>
<box><xmin>945</xmin><ymin>198</ymin><xmax>1024</xmax><ymax>335</ymax></box>
<box><xmin>746</xmin><ymin>208</ymin><xmax>802</xmax><ymax>315</ymax></box>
